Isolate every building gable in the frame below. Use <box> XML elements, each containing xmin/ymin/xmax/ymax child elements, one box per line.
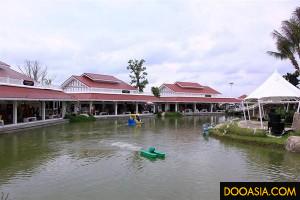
<box><xmin>159</xmin><ymin>82</ymin><xmax>221</xmax><ymax>97</ymax></box>
<box><xmin>61</xmin><ymin>76</ymin><xmax>88</xmax><ymax>92</ymax></box>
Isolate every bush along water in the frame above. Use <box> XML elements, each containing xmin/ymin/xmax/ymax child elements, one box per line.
<box><xmin>164</xmin><ymin>112</ymin><xmax>183</xmax><ymax>118</ymax></box>
<box><xmin>208</xmin><ymin>122</ymin><xmax>289</xmax><ymax>149</ymax></box>
<box><xmin>65</xmin><ymin>114</ymin><xmax>96</xmax><ymax>123</ymax></box>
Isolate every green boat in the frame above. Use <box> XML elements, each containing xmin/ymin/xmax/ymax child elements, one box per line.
<box><xmin>140</xmin><ymin>149</ymin><xmax>157</xmax><ymax>159</ymax></box>
<box><xmin>153</xmin><ymin>150</ymin><xmax>165</xmax><ymax>158</ymax></box>
<box><xmin>140</xmin><ymin>147</ymin><xmax>166</xmax><ymax>159</ymax></box>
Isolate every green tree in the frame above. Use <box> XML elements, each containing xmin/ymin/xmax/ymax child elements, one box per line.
<box><xmin>127</xmin><ymin>59</ymin><xmax>148</xmax><ymax>92</ymax></box>
<box><xmin>151</xmin><ymin>86</ymin><xmax>160</xmax><ymax>97</ymax></box>
<box><xmin>267</xmin><ymin>7</ymin><xmax>300</xmax><ymax>73</ymax></box>
<box><xmin>283</xmin><ymin>72</ymin><xmax>299</xmax><ymax>87</ymax></box>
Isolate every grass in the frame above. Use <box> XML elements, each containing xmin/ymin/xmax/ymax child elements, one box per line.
<box><xmin>209</xmin><ymin>122</ymin><xmax>300</xmax><ymax>149</ymax></box>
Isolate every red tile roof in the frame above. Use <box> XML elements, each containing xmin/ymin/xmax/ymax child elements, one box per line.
<box><xmin>71</xmin><ymin>93</ymin><xmax>158</xmax><ymax>102</ymax></box>
<box><xmin>175</xmin><ymin>81</ymin><xmax>203</xmax><ymax>88</ymax></box>
<box><xmin>71</xmin><ymin>75</ymin><xmax>137</xmax><ymax>90</ymax></box>
<box><xmin>82</xmin><ymin>73</ymin><xmax>121</xmax><ymax>83</ymax></box>
<box><xmin>0</xmin><ymin>85</ymin><xmax>239</xmax><ymax>103</ymax></box>
<box><xmin>0</xmin><ymin>85</ymin><xmax>73</xmax><ymax>100</ymax></box>
<box><xmin>158</xmin><ymin>96</ymin><xmax>241</xmax><ymax>103</ymax></box>
<box><xmin>162</xmin><ymin>82</ymin><xmax>221</xmax><ymax>95</ymax></box>
<box><xmin>0</xmin><ymin>61</ymin><xmax>33</xmax><ymax>81</ymax></box>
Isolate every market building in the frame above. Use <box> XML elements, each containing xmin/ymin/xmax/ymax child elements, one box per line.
<box><xmin>61</xmin><ymin>73</ymin><xmax>157</xmax><ymax>116</ymax></box>
<box><xmin>0</xmin><ymin>61</ymin><xmax>73</xmax><ymax>127</ymax></box>
<box><xmin>0</xmin><ymin>60</ymin><xmax>241</xmax><ymax>131</ymax></box>
<box><xmin>157</xmin><ymin>81</ymin><xmax>240</xmax><ymax>113</ymax></box>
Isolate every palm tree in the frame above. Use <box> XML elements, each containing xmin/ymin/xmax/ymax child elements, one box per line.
<box><xmin>267</xmin><ymin>7</ymin><xmax>300</xmax><ymax>73</ymax></box>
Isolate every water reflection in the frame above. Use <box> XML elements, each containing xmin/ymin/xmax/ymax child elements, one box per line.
<box><xmin>0</xmin><ymin>116</ymin><xmax>299</xmax><ymax>200</ymax></box>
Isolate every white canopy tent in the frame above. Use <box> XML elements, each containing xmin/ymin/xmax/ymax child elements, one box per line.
<box><xmin>244</xmin><ymin>71</ymin><xmax>300</xmax><ymax>128</ymax></box>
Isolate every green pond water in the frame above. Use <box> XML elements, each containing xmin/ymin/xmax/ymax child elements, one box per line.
<box><xmin>0</xmin><ymin>116</ymin><xmax>299</xmax><ymax>200</ymax></box>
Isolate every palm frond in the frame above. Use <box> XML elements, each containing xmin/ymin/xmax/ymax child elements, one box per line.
<box><xmin>267</xmin><ymin>51</ymin><xmax>287</xmax><ymax>59</ymax></box>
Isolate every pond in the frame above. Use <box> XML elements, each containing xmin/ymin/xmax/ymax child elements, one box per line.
<box><xmin>0</xmin><ymin>116</ymin><xmax>299</xmax><ymax>200</ymax></box>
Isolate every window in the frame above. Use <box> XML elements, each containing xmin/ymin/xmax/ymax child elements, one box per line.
<box><xmin>122</xmin><ymin>90</ymin><xmax>130</xmax><ymax>94</ymax></box>
<box><xmin>23</xmin><ymin>80</ymin><xmax>34</xmax><ymax>86</ymax></box>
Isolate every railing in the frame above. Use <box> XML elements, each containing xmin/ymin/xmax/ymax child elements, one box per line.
<box><xmin>0</xmin><ymin>76</ymin><xmax>62</xmax><ymax>90</ymax></box>
<box><xmin>35</xmin><ymin>83</ymin><xmax>62</xmax><ymax>90</ymax></box>
<box><xmin>64</xmin><ymin>86</ymin><xmax>145</xmax><ymax>95</ymax></box>
<box><xmin>0</xmin><ymin>77</ymin><xmax>23</xmax><ymax>85</ymax></box>
<box><xmin>232</xmin><ymin>103</ymin><xmax>258</xmax><ymax>112</ymax></box>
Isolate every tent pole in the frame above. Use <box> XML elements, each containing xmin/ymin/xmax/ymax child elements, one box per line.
<box><xmin>246</xmin><ymin>102</ymin><xmax>251</xmax><ymax>120</ymax></box>
<box><xmin>261</xmin><ymin>104</ymin><xmax>265</xmax><ymax>118</ymax></box>
<box><xmin>258</xmin><ymin>100</ymin><xmax>263</xmax><ymax>129</ymax></box>
<box><xmin>242</xmin><ymin>101</ymin><xmax>247</xmax><ymax>121</ymax></box>
<box><xmin>297</xmin><ymin>101</ymin><xmax>300</xmax><ymax>113</ymax></box>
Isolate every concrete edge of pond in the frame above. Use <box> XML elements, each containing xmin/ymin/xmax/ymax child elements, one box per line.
<box><xmin>0</xmin><ymin>114</ymin><xmax>156</xmax><ymax>134</ymax></box>
<box><xmin>0</xmin><ymin>118</ymin><xmax>69</xmax><ymax>134</ymax></box>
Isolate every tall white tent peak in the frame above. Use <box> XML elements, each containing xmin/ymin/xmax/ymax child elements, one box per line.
<box><xmin>245</xmin><ymin>71</ymin><xmax>300</xmax><ymax>101</ymax></box>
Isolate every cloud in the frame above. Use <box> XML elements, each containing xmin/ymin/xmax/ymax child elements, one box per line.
<box><xmin>0</xmin><ymin>0</ymin><xmax>299</xmax><ymax>97</ymax></box>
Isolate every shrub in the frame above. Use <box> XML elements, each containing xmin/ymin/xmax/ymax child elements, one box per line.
<box><xmin>164</xmin><ymin>112</ymin><xmax>183</xmax><ymax>118</ymax></box>
<box><xmin>214</xmin><ymin>122</ymin><xmax>266</xmax><ymax>137</ymax></box>
<box><xmin>156</xmin><ymin>112</ymin><xmax>163</xmax><ymax>118</ymax></box>
<box><xmin>64</xmin><ymin>113</ymin><xmax>73</xmax><ymax>119</ymax></box>
<box><xmin>69</xmin><ymin>115</ymin><xmax>96</xmax><ymax>123</ymax></box>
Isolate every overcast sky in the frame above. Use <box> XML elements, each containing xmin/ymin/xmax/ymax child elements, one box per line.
<box><xmin>0</xmin><ymin>0</ymin><xmax>299</xmax><ymax>96</ymax></box>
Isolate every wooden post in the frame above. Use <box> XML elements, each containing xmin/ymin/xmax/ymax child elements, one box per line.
<box><xmin>175</xmin><ymin>103</ymin><xmax>178</xmax><ymax>112</ymax></box>
<box><xmin>165</xmin><ymin>103</ymin><xmax>169</xmax><ymax>112</ymax></box>
<box><xmin>135</xmin><ymin>103</ymin><xmax>139</xmax><ymax>114</ymax></box>
<box><xmin>13</xmin><ymin>101</ymin><xmax>18</xmax><ymax>124</ymax></box>
<box><xmin>62</xmin><ymin>102</ymin><xmax>66</xmax><ymax>118</ymax></box>
<box><xmin>42</xmin><ymin>101</ymin><xmax>46</xmax><ymax>120</ymax></box>
<box><xmin>193</xmin><ymin>103</ymin><xmax>197</xmax><ymax>112</ymax></box>
<box><xmin>246</xmin><ymin>102</ymin><xmax>251</xmax><ymax>120</ymax></box>
<box><xmin>242</xmin><ymin>101</ymin><xmax>247</xmax><ymax>121</ymax></box>
<box><xmin>258</xmin><ymin>100</ymin><xmax>263</xmax><ymax>129</ymax></box>
<box><xmin>89</xmin><ymin>101</ymin><xmax>93</xmax><ymax>115</ymax></box>
<box><xmin>114</xmin><ymin>102</ymin><xmax>118</xmax><ymax>115</ymax></box>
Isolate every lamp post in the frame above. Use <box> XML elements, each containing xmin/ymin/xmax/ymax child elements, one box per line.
<box><xmin>229</xmin><ymin>82</ymin><xmax>234</xmax><ymax>97</ymax></box>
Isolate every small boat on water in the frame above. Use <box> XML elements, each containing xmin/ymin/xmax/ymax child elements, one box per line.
<box><xmin>140</xmin><ymin>147</ymin><xmax>166</xmax><ymax>159</ymax></box>
<box><xmin>128</xmin><ymin>114</ymin><xmax>143</xmax><ymax>126</ymax></box>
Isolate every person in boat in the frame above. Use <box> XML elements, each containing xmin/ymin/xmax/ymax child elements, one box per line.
<box><xmin>136</xmin><ymin>115</ymin><xmax>141</xmax><ymax>122</ymax></box>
